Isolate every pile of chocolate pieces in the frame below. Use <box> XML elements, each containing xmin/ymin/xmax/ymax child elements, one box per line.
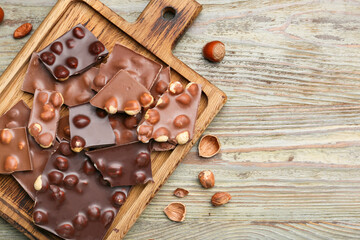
<box><xmin>0</xmin><ymin>24</ymin><xmax>201</xmax><ymax>239</ymax></box>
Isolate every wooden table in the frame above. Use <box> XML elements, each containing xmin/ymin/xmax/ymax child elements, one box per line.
<box><xmin>1</xmin><ymin>0</ymin><xmax>360</xmax><ymax>239</ymax></box>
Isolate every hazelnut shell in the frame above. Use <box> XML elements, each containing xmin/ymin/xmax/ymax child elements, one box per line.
<box><xmin>164</xmin><ymin>202</ymin><xmax>186</xmax><ymax>222</ymax></box>
<box><xmin>198</xmin><ymin>134</ymin><xmax>221</xmax><ymax>158</ymax></box>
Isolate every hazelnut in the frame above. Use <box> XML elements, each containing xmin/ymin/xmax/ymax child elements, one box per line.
<box><xmin>153</xmin><ymin>127</ymin><xmax>170</xmax><ymax>142</ymax></box>
<box><xmin>139</xmin><ymin>92</ymin><xmax>154</xmax><ymax>108</ymax></box>
<box><xmin>104</xmin><ymin>97</ymin><xmax>118</xmax><ymax>114</ymax></box>
<box><xmin>28</xmin><ymin>123</ymin><xmax>42</xmax><ymax>137</ymax></box>
<box><xmin>50</xmin><ymin>92</ymin><xmax>64</xmax><ymax>107</ymax></box>
<box><xmin>173</xmin><ymin>115</ymin><xmax>190</xmax><ymax>128</ymax></box>
<box><xmin>38</xmin><ymin>133</ymin><xmax>54</xmax><ymax>148</ymax></box>
<box><xmin>164</xmin><ymin>202</ymin><xmax>186</xmax><ymax>222</ymax></box>
<box><xmin>156</xmin><ymin>95</ymin><xmax>170</xmax><ymax>109</ymax></box>
<box><xmin>40</xmin><ymin>104</ymin><xmax>56</xmax><ymax>122</ymax></box>
<box><xmin>175</xmin><ymin>93</ymin><xmax>191</xmax><ymax>105</ymax></box>
<box><xmin>203</xmin><ymin>41</ymin><xmax>225</xmax><ymax>62</ymax></box>
<box><xmin>124</xmin><ymin>100</ymin><xmax>141</xmax><ymax>115</ymax></box>
<box><xmin>198</xmin><ymin>135</ymin><xmax>221</xmax><ymax>158</ymax></box>
<box><xmin>155</xmin><ymin>81</ymin><xmax>168</xmax><ymax>95</ymax></box>
<box><xmin>71</xmin><ymin>136</ymin><xmax>86</xmax><ymax>152</ymax></box>
<box><xmin>169</xmin><ymin>81</ymin><xmax>184</xmax><ymax>95</ymax></box>
<box><xmin>211</xmin><ymin>192</ymin><xmax>232</xmax><ymax>206</ymax></box>
<box><xmin>173</xmin><ymin>188</ymin><xmax>189</xmax><ymax>198</ymax></box>
<box><xmin>137</xmin><ymin>125</ymin><xmax>153</xmax><ymax>143</ymax></box>
<box><xmin>145</xmin><ymin>109</ymin><xmax>160</xmax><ymax>125</ymax></box>
<box><xmin>175</xmin><ymin>131</ymin><xmax>190</xmax><ymax>145</ymax></box>
<box><xmin>0</xmin><ymin>129</ymin><xmax>13</xmax><ymax>144</ymax></box>
<box><xmin>37</xmin><ymin>92</ymin><xmax>49</xmax><ymax>104</ymax></box>
<box><xmin>198</xmin><ymin>170</ymin><xmax>215</xmax><ymax>189</ymax></box>
<box><xmin>4</xmin><ymin>155</ymin><xmax>18</xmax><ymax>172</ymax></box>
<box><xmin>186</xmin><ymin>82</ymin><xmax>200</xmax><ymax>96</ymax></box>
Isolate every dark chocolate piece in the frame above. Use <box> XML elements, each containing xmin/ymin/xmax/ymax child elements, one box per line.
<box><xmin>28</xmin><ymin>89</ymin><xmax>63</xmax><ymax>148</ymax></box>
<box><xmin>57</xmin><ymin>115</ymin><xmax>70</xmax><ymax>141</ymax></box>
<box><xmin>90</xmin><ymin>70</ymin><xmax>154</xmax><ymax>115</ymax></box>
<box><xmin>38</xmin><ymin>24</ymin><xmax>108</xmax><ymax>81</ymax></box>
<box><xmin>108</xmin><ymin>113</ymin><xmax>141</xmax><ymax>145</ymax></box>
<box><xmin>0</xmin><ymin>127</ymin><xmax>32</xmax><ymax>174</ymax></box>
<box><xmin>150</xmin><ymin>66</ymin><xmax>171</xmax><ymax>108</ymax></box>
<box><xmin>69</xmin><ymin>103</ymin><xmax>115</xmax><ymax>152</ymax></box>
<box><xmin>137</xmin><ymin>82</ymin><xmax>201</xmax><ymax>145</ymax></box>
<box><xmin>0</xmin><ymin>100</ymin><xmax>57</xmax><ymax>199</ymax></box>
<box><xmin>22</xmin><ymin>53</ymin><xmax>99</xmax><ymax>107</ymax></box>
<box><xmin>33</xmin><ymin>141</ymin><xmax>130</xmax><ymax>240</ymax></box>
<box><xmin>92</xmin><ymin>43</ymin><xmax>162</xmax><ymax>91</ymax></box>
<box><xmin>86</xmin><ymin>142</ymin><xmax>152</xmax><ymax>187</ymax></box>
<box><xmin>151</xmin><ymin>141</ymin><xmax>176</xmax><ymax>152</ymax></box>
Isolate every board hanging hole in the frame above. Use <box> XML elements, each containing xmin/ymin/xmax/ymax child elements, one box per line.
<box><xmin>162</xmin><ymin>7</ymin><xmax>176</xmax><ymax>20</ymax></box>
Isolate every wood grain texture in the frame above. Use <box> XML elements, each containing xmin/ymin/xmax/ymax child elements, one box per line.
<box><xmin>1</xmin><ymin>0</ymin><xmax>360</xmax><ymax>239</ymax></box>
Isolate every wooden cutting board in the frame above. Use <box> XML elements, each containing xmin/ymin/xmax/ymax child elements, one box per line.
<box><xmin>0</xmin><ymin>0</ymin><xmax>226</xmax><ymax>239</ymax></box>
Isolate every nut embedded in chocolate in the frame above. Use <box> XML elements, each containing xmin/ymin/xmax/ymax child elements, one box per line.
<box><xmin>54</xmin><ymin>65</ymin><xmax>70</xmax><ymax>80</ymax></box>
<box><xmin>145</xmin><ymin>109</ymin><xmax>160</xmax><ymax>125</ymax></box>
<box><xmin>73</xmin><ymin>115</ymin><xmax>91</xmax><ymax>128</ymax></box>
<box><xmin>89</xmin><ymin>41</ymin><xmax>105</xmax><ymax>55</ymax></box>
<box><xmin>56</xmin><ymin>223</ymin><xmax>75</xmax><ymax>239</ymax></box>
<box><xmin>29</xmin><ymin>123</ymin><xmax>42</xmax><ymax>137</ymax></box>
<box><xmin>33</xmin><ymin>210</ymin><xmax>48</xmax><ymax>225</ymax></box>
<box><xmin>124</xmin><ymin>100</ymin><xmax>141</xmax><ymax>116</ymax></box>
<box><xmin>176</xmin><ymin>93</ymin><xmax>191</xmax><ymax>105</ymax></box>
<box><xmin>73</xmin><ymin>27</ymin><xmax>85</xmax><ymax>39</ymax></box>
<box><xmin>50</xmin><ymin>92</ymin><xmax>64</xmax><ymax>107</ymax></box>
<box><xmin>73</xmin><ymin>214</ymin><xmax>88</xmax><ymax>230</ymax></box>
<box><xmin>38</xmin><ymin>132</ymin><xmax>54</xmax><ymax>148</ymax></box>
<box><xmin>50</xmin><ymin>42</ymin><xmax>63</xmax><ymax>55</ymax></box>
<box><xmin>71</xmin><ymin>135</ymin><xmax>86</xmax><ymax>152</ymax></box>
<box><xmin>66</xmin><ymin>39</ymin><xmax>76</xmax><ymax>48</ymax></box>
<box><xmin>156</xmin><ymin>95</ymin><xmax>170</xmax><ymax>109</ymax></box>
<box><xmin>40</xmin><ymin>52</ymin><xmax>56</xmax><ymax>65</ymax></box>
<box><xmin>66</xmin><ymin>57</ymin><xmax>78</xmax><ymax>69</ymax></box>
<box><xmin>173</xmin><ymin>115</ymin><xmax>190</xmax><ymax>128</ymax></box>
<box><xmin>0</xmin><ymin>129</ymin><xmax>13</xmax><ymax>144</ymax></box>
<box><xmin>55</xmin><ymin>156</ymin><xmax>69</xmax><ymax>171</ymax></box>
<box><xmin>169</xmin><ymin>81</ymin><xmax>184</xmax><ymax>95</ymax></box>
<box><xmin>40</xmin><ymin>104</ymin><xmax>55</xmax><ymax>122</ymax></box>
<box><xmin>176</xmin><ymin>131</ymin><xmax>190</xmax><ymax>145</ymax></box>
<box><xmin>104</xmin><ymin>97</ymin><xmax>118</xmax><ymax>114</ymax></box>
<box><xmin>153</xmin><ymin>127</ymin><xmax>170</xmax><ymax>142</ymax></box>
<box><xmin>139</xmin><ymin>92</ymin><xmax>154</xmax><ymax>108</ymax></box>
<box><xmin>4</xmin><ymin>155</ymin><xmax>19</xmax><ymax>172</ymax></box>
<box><xmin>101</xmin><ymin>210</ymin><xmax>114</xmax><ymax>227</ymax></box>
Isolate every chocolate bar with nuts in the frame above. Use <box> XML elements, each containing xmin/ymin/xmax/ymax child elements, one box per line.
<box><xmin>38</xmin><ymin>24</ymin><xmax>108</xmax><ymax>81</ymax></box>
<box><xmin>86</xmin><ymin>142</ymin><xmax>153</xmax><ymax>187</ymax></box>
<box><xmin>28</xmin><ymin>89</ymin><xmax>64</xmax><ymax>148</ymax></box>
<box><xmin>150</xmin><ymin>66</ymin><xmax>171</xmax><ymax>108</ymax></box>
<box><xmin>0</xmin><ymin>127</ymin><xmax>32</xmax><ymax>174</ymax></box>
<box><xmin>0</xmin><ymin>100</ymin><xmax>58</xmax><ymax>199</ymax></box>
<box><xmin>22</xmin><ymin>53</ymin><xmax>99</xmax><ymax>107</ymax></box>
<box><xmin>137</xmin><ymin>82</ymin><xmax>201</xmax><ymax>145</ymax></box>
<box><xmin>33</xmin><ymin>141</ymin><xmax>130</xmax><ymax>240</ymax></box>
<box><xmin>56</xmin><ymin>115</ymin><xmax>70</xmax><ymax>141</ymax></box>
<box><xmin>92</xmin><ymin>43</ymin><xmax>162</xmax><ymax>91</ymax></box>
<box><xmin>90</xmin><ymin>70</ymin><xmax>154</xmax><ymax>115</ymax></box>
<box><xmin>69</xmin><ymin>103</ymin><xmax>115</xmax><ymax>152</ymax></box>
<box><xmin>109</xmin><ymin>113</ymin><xmax>141</xmax><ymax>145</ymax></box>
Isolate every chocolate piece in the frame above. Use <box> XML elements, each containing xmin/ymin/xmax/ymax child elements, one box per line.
<box><xmin>92</xmin><ymin>43</ymin><xmax>162</xmax><ymax>91</ymax></box>
<box><xmin>90</xmin><ymin>70</ymin><xmax>154</xmax><ymax>115</ymax></box>
<box><xmin>38</xmin><ymin>24</ymin><xmax>108</xmax><ymax>81</ymax></box>
<box><xmin>57</xmin><ymin>115</ymin><xmax>70</xmax><ymax>141</ymax></box>
<box><xmin>33</xmin><ymin>141</ymin><xmax>130</xmax><ymax>240</ymax></box>
<box><xmin>0</xmin><ymin>127</ymin><xmax>32</xmax><ymax>174</ymax></box>
<box><xmin>22</xmin><ymin>53</ymin><xmax>98</xmax><ymax>107</ymax></box>
<box><xmin>151</xmin><ymin>141</ymin><xmax>176</xmax><ymax>152</ymax></box>
<box><xmin>69</xmin><ymin>103</ymin><xmax>115</xmax><ymax>152</ymax></box>
<box><xmin>137</xmin><ymin>82</ymin><xmax>201</xmax><ymax>145</ymax></box>
<box><xmin>150</xmin><ymin>66</ymin><xmax>171</xmax><ymax>107</ymax></box>
<box><xmin>28</xmin><ymin>89</ymin><xmax>63</xmax><ymax>148</ymax></box>
<box><xmin>109</xmin><ymin>113</ymin><xmax>141</xmax><ymax>145</ymax></box>
<box><xmin>86</xmin><ymin>142</ymin><xmax>152</xmax><ymax>187</ymax></box>
<box><xmin>0</xmin><ymin>100</ymin><xmax>57</xmax><ymax>199</ymax></box>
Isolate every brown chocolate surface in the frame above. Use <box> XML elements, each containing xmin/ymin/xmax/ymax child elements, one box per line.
<box><xmin>90</xmin><ymin>70</ymin><xmax>153</xmax><ymax>115</ymax></box>
<box><xmin>108</xmin><ymin>113</ymin><xmax>140</xmax><ymax>145</ymax></box>
<box><xmin>38</xmin><ymin>24</ymin><xmax>108</xmax><ymax>81</ymax></box>
<box><xmin>28</xmin><ymin>89</ymin><xmax>63</xmax><ymax>148</ymax></box>
<box><xmin>0</xmin><ymin>127</ymin><xmax>32</xmax><ymax>174</ymax></box>
<box><xmin>86</xmin><ymin>142</ymin><xmax>153</xmax><ymax>187</ymax></box>
<box><xmin>92</xmin><ymin>43</ymin><xmax>162</xmax><ymax>91</ymax></box>
<box><xmin>33</xmin><ymin>141</ymin><xmax>130</xmax><ymax>240</ymax></box>
<box><xmin>57</xmin><ymin>115</ymin><xmax>70</xmax><ymax>141</ymax></box>
<box><xmin>69</xmin><ymin>103</ymin><xmax>115</xmax><ymax>151</ymax></box>
<box><xmin>0</xmin><ymin>100</ymin><xmax>57</xmax><ymax>199</ymax></box>
<box><xmin>137</xmin><ymin>82</ymin><xmax>202</xmax><ymax>145</ymax></box>
<box><xmin>150</xmin><ymin>66</ymin><xmax>171</xmax><ymax>108</ymax></box>
<box><xmin>22</xmin><ymin>53</ymin><xmax>98</xmax><ymax>107</ymax></box>
<box><xmin>151</xmin><ymin>141</ymin><xmax>176</xmax><ymax>152</ymax></box>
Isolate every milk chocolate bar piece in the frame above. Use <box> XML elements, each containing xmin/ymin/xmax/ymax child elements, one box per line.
<box><xmin>38</xmin><ymin>24</ymin><xmax>108</xmax><ymax>81</ymax></box>
<box><xmin>108</xmin><ymin>113</ymin><xmax>141</xmax><ymax>145</ymax></box>
<box><xmin>0</xmin><ymin>100</ymin><xmax>57</xmax><ymax>199</ymax></box>
<box><xmin>0</xmin><ymin>127</ymin><xmax>32</xmax><ymax>174</ymax></box>
<box><xmin>69</xmin><ymin>103</ymin><xmax>115</xmax><ymax>152</ymax></box>
<box><xmin>33</xmin><ymin>141</ymin><xmax>130</xmax><ymax>240</ymax></box>
<box><xmin>57</xmin><ymin>115</ymin><xmax>70</xmax><ymax>141</ymax></box>
<box><xmin>22</xmin><ymin>53</ymin><xmax>98</xmax><ymax>107</ymax></box>
<box><xmin>28</xmin><ymin>89</ymin><xmax>63</xmax><ymax>148</ymax></box>
<box><xmin>92</xmin><ymin>43</ymin><xmax>162</xmax><ymax>91</ymax></box>
<box><xmin>137</xmin><ymin>82</ymin><xmax>201</xmax><ymax>145</ymax></box>
<box><xmin>90</xmin><ymin>70</ymin><xmax>154</xmax><ymax>115</ymax></box>
<box><xmin>86</xmin><ymin>142</ymin><xmax>153</xmax><ymax>187</ymax></box>
<box><xmin>150</xmin><ymin>66</ymin><xmax>171</xmax><ymax>108</ymax></box>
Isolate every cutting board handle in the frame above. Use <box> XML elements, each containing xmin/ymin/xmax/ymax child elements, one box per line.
<box><xmin>129</xmin><ymin>0</ymin><xmax>202</xmax><ymax>54</ymax></box>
